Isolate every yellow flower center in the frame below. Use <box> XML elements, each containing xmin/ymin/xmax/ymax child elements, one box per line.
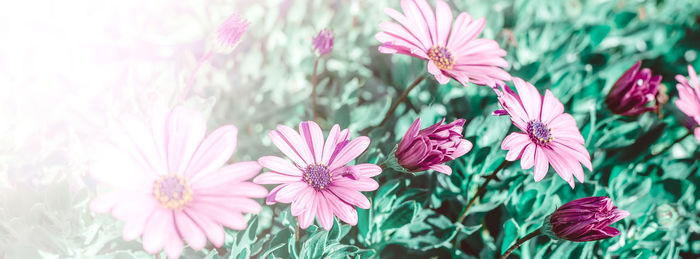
<box><xmin>428</xmin><ymin>45</ymin><xmax>455</xmax><ymax>70</ymax></box>
<box><xmin>153</xmin><ymin>174</ymin><xmax>193</xmax><ymax>210</ymax></box>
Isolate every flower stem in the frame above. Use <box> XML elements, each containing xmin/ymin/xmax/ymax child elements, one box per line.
<box><xmin>646</xmin><ymin>130</ymin><xmax>692</xmax><ymax>159</ymax></box>
<box><xmin>312</xmin><ymin>58</ymin><xmax>319</xmax><ymax>121</ymax></box>
<box><xmin>500</xmin><ymin>228</ymin><xmax>542</xmax><ymax>259</ymax></box>
<box><xmin>456</xmin><ymin>159</ymin><xmax>509</xmax><ymax>224</ymax></box>
<box><xmin>181</xmin><ymin>50</ymin><xmax>214</xmax><ymax>102</ymax></box>
<box><xmin>377</xmin><ymin>74</ymin><xmax>426</xmax><ymax>128</ymax></box>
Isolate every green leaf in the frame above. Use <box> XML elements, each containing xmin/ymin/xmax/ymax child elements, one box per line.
<box><xmin>500</xmin><ymin>219</ymin><xmax>520</xmax><ymax>255</ymax></box>
<box><xmin>380</xmin><ymin>201</ymin><xmax>417</xmax><ymax>231</ymax></box>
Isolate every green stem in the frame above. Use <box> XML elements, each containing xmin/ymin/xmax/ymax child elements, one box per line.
<box><xmin>456</xmin><ymin>160</ymin><xmax>509</xmax><ymax>224</ymax></box>
<box><xmin>646</xmin><ymin>130</ymin><xmax>693</xmax><ymax>159</ymax></box>
<box><xmin>311</xmin><ymin>58</ymin><xmax>319</xmax><ymax>121</ymax></box>
<box><xmin>500</xmin><ymin>228</ymin><xmax>542</xmax><ymax>259</ymax></box>
<box><xmin>377</xmin><ymin>74</ymin><xmax>426</xmax><ymax>128</ymax></box>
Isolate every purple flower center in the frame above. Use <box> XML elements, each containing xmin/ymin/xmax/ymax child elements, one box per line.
<box><xmin>428</xmin><ymin>46</ymin><xmax>455</xmax><ymax>70</ymax></box>
<box><xmin>304</xmin><ymin>164</ymin><xmax>332</xmax><ymax>190</ymax></box>
<box><xmin>527</xmin><ymin>120</ymin><xmax>553</xmax><ymax>145</ymax></box>
<box><xmin>153</xmin><ymin>174</ymin><xmax>192</xmax><ymax>210</ymax></box>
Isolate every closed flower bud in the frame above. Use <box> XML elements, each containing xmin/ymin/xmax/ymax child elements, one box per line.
<box><xmin>543</xmin><ymin>197</ymin><xmax>629</xmax><ymax>242</ymax></box>
<box><xmin>388</xmin><ymin>118</ymin><xmax>472</xmax><ymax>175</ymax></box>
<box><xmin>605</xmin><ymin>61</ymin><xmax>662</xmax><ymax>116</ymax></box>
<box><xmin>312</xmin><ymin>29</ymin><xmax>334</xmax><ymax>56</ymax></box>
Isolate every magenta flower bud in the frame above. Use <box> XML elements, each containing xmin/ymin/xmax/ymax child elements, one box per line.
<box><xmin>605</xmin><ymin>61</ymin><xmax>662</xmax><ymax>116</ymax></box>
<box><xmin>215</xmin><ymin>13</ymin><xmax>249</xmax><ymax>51</ymax></box>
<box><xmin>312</xmin><ymin>29</ymin><xmax>334</xmax><ymax>56</ymax></box>
<box><xmin>389</xmin><ymin>118</ymin><xmax>473</xmax><ymax>175</ymax></box>
<box><xmin>543</xmin><ymin>197</ymin><xmax>630</xmax><ymax>242</ymax></box>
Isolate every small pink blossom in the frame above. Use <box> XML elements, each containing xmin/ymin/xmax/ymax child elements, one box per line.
<box><xmin>543</xmin><ymin>197</ymin><xmax>629</xmax><ymax>242</ymax></box>
<box><xmin>675</xmin><ymin>65</ymin><xmax>700</xmax><ymax>141</ymax></box>
<box><xmin>495</xmin><ymin>78</ymin><xmax>592</xmax><ymax>188</ymax></box>
<box><xmin>216</xmin><ymin>13</ymin><xmax>249</xmax><ymax>51</ymax></box>
<box><xmin>313</xmin><ymin>29</ymin><xmax>334</xmax><ymax>56</ymax></box>
<box><xmin>254</xmin><ymin>121</ymin><xmax>380</xmax><ymax>230</ymax></box>
<box><xmin>376</xmin><ymin>0</ymin><xmax>510</xmax><ymax>86</ymax></box>
<box><xmin>90</xmin><ymin>106</ymin><xmax>267</xmax><ymax>258</ymax></box>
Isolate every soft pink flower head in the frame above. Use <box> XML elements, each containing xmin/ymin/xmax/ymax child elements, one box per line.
<box><xmin>90</xmin><ymin>106</ymin><xmax>267</xmax><ymax>258</ymax></box>
<box><xmin>313</xmin><ymin>29</ymin><xmax>334</xmax><ymax>56</ymax></box>
<box><xmin>675</xmin><ymin>65</ymin><xmax>700</xmax><ymax>141</ymax></box>
<box><xmin>254</xmin><ymin>121</ymin><xmax>380</xmax><ymax>230</ymax></box>
<box><xmin>216</xmin><ymin>13</ymin><xmax>249</xmax><ymax>51</ymax></box>
<box><xmin>393</xmin><ymin>118</ymin><xmax>472</xmax><ymax>175</ymax></box>
<box><xmin>494</xmin><ymin>78</ymin><xmax>592</xmax><ymax>189</ymax></box>
<box><xmin>375</xmin><ymin>0</ymin><xmax>510</xmax><ymax>86</ymax></box>
<box><xmin>543</xmin><ymin>197</ymin><xmax>630</xmax><ymax>242</ymax></box>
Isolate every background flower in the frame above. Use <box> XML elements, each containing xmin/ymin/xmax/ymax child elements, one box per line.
<box><xmin>605</xmin><ymin>61</ymin><xmax>662</xmax><ymax>116</ymax></box>
<box><xmin>497</xmin><ymin>78</ymin><xmax>592</xmax><ymax>188</ymax></box>
<box><xmin>254</xmin><ymin>121</ymin><xmax>380</xmax><ymax>230</ymax></box>
<box><xmin>375</xmin><ymin>0</ymin><xmax>510</xmax><ymax>86</ymax></box>
<box><xmin>90</xmin><ymin>106</ymin><xmax>267</xmax><ymax>258</ymax></box>
<box><xmin>675</xmin><ymin>65</ymin><xmax>700</xmax><ymax>140</ymax></box>
<box><xmin>543</xmin><ymin>197</ymin><xmax>629</xmax><ymax>242</ymax></box>
<box><xmin>391</xmin><ymin>117</ymin><xmax>472</xmax><ymax>175</ymax></box>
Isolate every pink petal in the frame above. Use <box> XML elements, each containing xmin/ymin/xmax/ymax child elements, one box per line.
<box><xmin>299</xmin><ymin>121</ymin><xmax>325</xmax><ymax>164</ymax></box>
<box><xmin>166</xmin><ymin>106</ymin><xmax>207</xmax><ymax>174</ymax></box>
<box><xmin>258</xmin><ymin>156</ymin><xmax>303</xmax><ymax>176</ymax></box>
<box><xmin>501</xmin><ymin>133</ymin><xmax>530</xmax><ymax>152</ymax></box>
<box><xmin>321</xmin><ymin>125</ymin><xmax>341</xmax><ymax>165</ymax></box>
<box><xmin>329</xmin><ymin>186</ymin><xmax>371</xmax><ymax>209</ymax></box>
<box><xmin>269</xmin><ymin>128</ymin><xmax>309</xmax><ymax>167</ymax></box>
<box><xmin>323</xmin><ymin>191</ymin><xmax>358</xmax><ymax>225</ymax></box>
<box><xmin>377</xmin><ymin>22</ymin><xmax>428</xmax><ymax>52</ymax></box>
<box><xmin>398</xmin><ymin>118</ymin><xmax>422</xmax><ymax>152</ymax></box>
<box><xmin>329</xmin><ymin>136</ymin><xmax>370</xmax><ymax>170</ymax></box>
<box><xmin>90</xmin><ymin>192</ymin><xmax>122</xmax><ymax>213</ymax></box>
<box><xmin>316</xmin><ymin>194</ymin><xmax>334</xmax><ymax>230</ymax></box>
<box><xmin>332</xmin><ymin>177</ymin><xmax>379</xmax><ymax>191</ymax></box>
<box><xmin>111</xmin><ymin>194</ymin><xmax>157</xmax><ymax>221</ymax></box>
<box><xmin>291</xmin><ymin>187</ymin><xmax>315</xmax><ymax>216</ymax></box>
<box><xmin>352</xmin><ymin>164</ymin><xmax>382</xmax><ymax>177</ymax></box>
<box><xmin>428</xmin><ymin>60</ymin><xmax>450</xmax><ymax>84</ymax></box>
<box><xmin>519</xmin><ymin>143</ymin><xmax>535</xmax><ymax>169</ymax></box>
<box><xmin>189</xmin><ymin>203</ymin><xmax>247</xmax><ymax>230</ymax></box>
<box><xmin>123</xmin><ymin>208</ymin><xmax>154</xmax><ymax>241</ymax></box>
<box><xmin>266</xmin><ymin>184</ymin><xmax>285</xmax><ymax>205</ymax></box>
<box><xmin>142</xmin><ymin>208</ymin><xmax>173</xmax><ymax>254</ymax></box>
<box><xmin>384</xmin><ymin>6</ymin><xmax>432</xmax><ymax>49</ymax></box>
<box><xmin>174</xmin><ymin>212</ymin><xmax>207</xmax><ymax>250</ymax></box>
<box><xmin>273</xmin><ymin>182</ymin><xmax>310</xmax><ymax>203</ymax></box>
<box><xmin>184</xmin><ymin>125</ymin><xmax>237</xmax><ymax>179</ymax></box>
<box><xmin>428</xmin><ymin>164</ymin><xmax>452</xmax><ymax>175</ymax></box>
<box><xmin>191</xmin><ymin>161</ymin><xmax>262</xmax><ymax>189</ymax></box>
<box><xmin>512</xmin><ymin>78</ymin><xmax>542</xmax><ymax>121</ymax></box>
<box><xmin>434</xmin><ymin>0</ymin><xmax>452</xmax><ymax>47</ymax></box>
<box><xmin>165</xmin><ymin>234</ymin><xmax>183</xmax><ymax>259</ymax></box>
<box><xmin>541</xmin><ymin>90</ymin><xmax>564</xmax><ymax>124</ymax></box>
<box><xmin>451</xmin><ymin>139</ymin><xmax>473</xmax><ymax>159</ymax></box>
<box><xmin>117</xmin><ymin>116</ymin><xmax>168</xmax><ymax>176</ymax></box>
<box><xmin>194</xmin><ymin>182</ymin><xmax>268</xmax><ymax>199</ymax></box>
<box><xmin>414</xmin><ymin>0</ymin><xmax>438</xmax><ymax>45</ymax></box>
<box><xmin>184</xmin><ymin>209</ymin><xmax>225</xmax><ymax>247</ymax></box>
<box><xmin>533</xmin><ymin>146</ymin><xmax>549</xmax><ymax>181</ymax></box>
<box><xmin>298</xmin><ymin>192</ymin><xmax>319</xmax><ymax>229</ymax></box>
<box><xmin>253</xmin><ymin>172</ymin><xmax>301</xmax><ymax>185</ymax></box>
<box><xmin>276</xmin><ymin>125</ymin><xmax>314</xmax><ymax>165</ymax></box>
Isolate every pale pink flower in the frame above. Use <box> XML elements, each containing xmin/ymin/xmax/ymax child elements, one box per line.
<box><xmin>90</xmin><ymin>106</ymin><xmax>267</xmax><ymax>258</ymax></box>
<box><xmin>494</xmin><ymin>78</ymin><xmax>592</xmax><ymax>188</ymax></box>
<box><xmin>675</xmin><ymin>65</ymin><xmax>700</xmax><ymax>141</ymax></box>
<box><xmin>254</xmin><ymin>121</ymin><xmax>380</xmax><ymax>230</ymax></box>
<box><xmin>313</xmin><ymin>29</ymin><xmax>334</xmax><ymax>56</ymax></box>
<box><xmin>216</xmin><ymin>13</ymin><xmax>249</xmax><ymax>51</ymax></box>
<box><xmin>375</xmin><ymin>0</ymin><xmax>510</xmax><ymax>86</ymax></box>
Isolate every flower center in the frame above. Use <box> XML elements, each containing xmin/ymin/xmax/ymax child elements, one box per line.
<box><xmin>303</xmin><ymin>164</ymin><xmax>332</xmax><ymax>190</ymax></box>
<box><xmin>527</xmin><ymin>120</ymin><xmax>553</xmax><ymax>145</ymax></box>
<box><xmin>428</xmin><ymin>46</ymin><xmax>455</xmax><ymax>70</ymax></box>
<box><xmin>153</xmin><ymin>174</ymin><xmax>192</xmax><ymax>210</ymax></box>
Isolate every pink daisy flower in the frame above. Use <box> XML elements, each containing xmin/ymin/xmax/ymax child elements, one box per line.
<box><xmin>375</xmin><ymin>0</ymin><xmax>510</xmax><ymax>86</ymax></box>
<box><xmin>90</xmin><ymin>106</ymin><xmax>267</xmax><ymax>258</ymax></box>
<box><xmin>494</xmin><ymin>78</ymin><xmax>592</xmax><ymax>188</ymax></box>
<box><xmin>675</xmin><ymin>65</ymin><xmax>700</xmax><ymax>141</ymax></box>
<box><xmin>254</xmin><ymin>121</ymin><xmax>380</xmax><ymax>230</ymax></box>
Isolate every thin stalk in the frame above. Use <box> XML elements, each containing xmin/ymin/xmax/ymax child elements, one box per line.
<box><xmin>500</xmin><ymin>228</ymin><xmax>542</xmax><ymax>259</ymax></box>
<box><xmin>456</xmin><ymin>160</ymin><xmax>509</xmax><ymax>224</ymax></box>
<box><xmin>180</xmin><ymin>50</ymin><xmax>214</xmax><ymax>102</ymax></box>
<box><xmin>312</xmin><ymin>58</ymin><xmax>319</xmax><ymax>121</ymax></box>
<box><xmin>377</xmin><ymin>75</ymin><xmax>426</xmax><ymax>128</ymax></box>
<box><xmin>646</xmin><ymin>130</ymin><xmax>692</xmax><ymax>159</ymax></box>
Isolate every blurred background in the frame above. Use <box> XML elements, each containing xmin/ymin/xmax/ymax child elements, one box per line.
<box><xmin>0</xmin><ymin>0</ymin><xmax>698</xmax><ymax>258</ymax></box>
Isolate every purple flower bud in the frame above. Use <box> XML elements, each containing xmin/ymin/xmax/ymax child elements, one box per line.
<box><xmin>543</xmin><ymin>197</ymin><xmax>630</xmax><ymax>242</ymax></box>
<box><xmin>605</xmin><ymin>61</ymin><xmax>662</xmax><ymax>116</ymax></box>
<box><xmin>392</xmin><ymin>118</ymin><xmax>473</xmax><ymax>175</ymax></box>
<box><xmin>216</xmin><ymin>13</ymin><xmax>249</xmax><ymax>51</ymax></box>
<box><xmin>312</xmin><ymin>29</ymin><xmax>334</xmax><ymax>56</ymax></box>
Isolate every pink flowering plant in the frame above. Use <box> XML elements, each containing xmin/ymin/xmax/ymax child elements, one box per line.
<box><xmin>4</xmin><ymin>0</ymin><xmax>700</xmax><ymax>259</ymax></box>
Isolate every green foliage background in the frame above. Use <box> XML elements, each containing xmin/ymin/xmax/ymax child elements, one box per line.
<box><xmin>1</xmin><ymin>0</ymin><xmax>699</xmax><ymax>258</ymax></box>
